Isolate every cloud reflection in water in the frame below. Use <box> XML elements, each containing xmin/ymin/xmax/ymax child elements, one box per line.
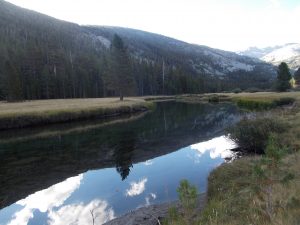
<box><xmin>48</xmin><ymin>199</ymin><xmax>115</xmax><ymax>225</ymax></box>
<box><xmin>7</xmin><ymin>174</ymin><xmax>83</xmax><ymax>225</ymax></box>
<box><xmin>143</xmin><ymin>160</ymin><xmax>153</xmax><ymax>166</ymax></box>
<box><xmin>125</xmin><ymin>178</ymin><xmax>148</xmax><ymax>197</ymax></box>
<box><xmin>191</xmin><ymin>136</ymin><xmax>236</xmax><ymax>160</ymax></box>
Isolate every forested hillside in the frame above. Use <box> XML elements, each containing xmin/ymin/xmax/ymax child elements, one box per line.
<box><xmin>0</xmin><ymin>0</ymin><xmax>276</xmax><ymax>101</ymax></box>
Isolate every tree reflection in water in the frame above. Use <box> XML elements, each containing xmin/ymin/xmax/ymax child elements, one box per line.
<box><xmin>115</xmin><ymin>131</ymin><xmax>136</xmax><ymax>181</ymax></box>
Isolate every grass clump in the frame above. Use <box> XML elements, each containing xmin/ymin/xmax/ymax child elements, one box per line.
<box><xmin>234</xmin><ymin>96</ymin><xmax>295</xmax><ymax>111</ymax></box>
<box><xmin>227</xmin><ymin>117</ymin><xmax>286</xmax><ymax>154</ymax></box>
<box><xmin>236</xmin><ymin>98</ymin><xmax>274</xmax><ymax>110</ymax></box>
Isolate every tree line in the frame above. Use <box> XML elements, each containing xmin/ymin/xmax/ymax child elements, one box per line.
<box><xmin>1</xmin><ymin>0</ymin><xmax>292</xmax><ymax>101</ymax></box>
<box><xmin>1</xmin><ymin>30</ymin><xmax>298</xmax><ymax>101</ymax></box>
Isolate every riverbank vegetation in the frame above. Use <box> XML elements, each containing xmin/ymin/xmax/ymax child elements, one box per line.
<box><xmin>0</xmin><ymin>98</ymin><xmax>153</xmax><ymax>129</ymax></box>
<box><xmin>164</xmin><ymin>91</ymin><xmax>300</xmax><ymax>225</ymax></box>
<box><xmin>0</xmin><ymin>92</ymin><xmax>298</xmax><ymax>130</ymax></box>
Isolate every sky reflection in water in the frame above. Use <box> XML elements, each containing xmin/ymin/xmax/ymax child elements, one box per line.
<box><xmin>0</xmin><ymin>135</ymin><xmax>236</xmax><ymax>225</ymax></box>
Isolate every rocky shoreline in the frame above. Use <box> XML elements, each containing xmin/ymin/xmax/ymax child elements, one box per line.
<box><xmin>104</xmin><ymin>194</ymin><xmax>206</xmax><ymax>225</ymax></box>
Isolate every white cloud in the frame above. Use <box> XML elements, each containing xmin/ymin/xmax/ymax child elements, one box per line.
<box><xmin>125</xmin><ymin>178</ymin><xmax>148</xmax><ymax>197</ymax></box>
<box><xmin>7</xmin><ymin>174</ymin><xmax>83</xmax><ymax>225</ymax></box>
<box><xmin>48</xmin><ymin>199</ymin><xmax>115</xmax><ymax>225</ymax></box>
<box><xmin>191</xmin><ymin>136</ymin><xmax>236</xmax><ymax>160</ymax></box>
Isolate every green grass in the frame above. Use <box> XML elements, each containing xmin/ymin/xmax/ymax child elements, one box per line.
<box><xmin>163</xmin><ymin>91</ymin><xmax>300</xmax><ymax>225</ymax></box>
<box><xmin>175</xmin><ymin>92</ymin><xmax>298</xmax><ymax>108</ymax></box>
<box><xmin>221</xmin><ymin>92</ymin><xmax>296</xmax><ymax>110</ymax></box>
<box><xmin>0</xmin><ymin>98</ymin><xmax>154</xmax><ymax>129</ymax></box>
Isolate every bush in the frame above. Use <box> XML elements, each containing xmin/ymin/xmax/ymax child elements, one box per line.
<box><xmin>227</xmin><ymin>118</ymin><xmax>286</xmax><ymax>154</ymax></box>
<box><xmin>232</xmin><ymin>88</ymin><xmax>242</xmax><ymax>94</ymax></box>
<box><xmin>273</xmin><ymin>97</ymin><xmax>295</xmax><ymax>107</ymax></box>
<box><xmin>208</xmin><ymin>95</ymin><xmax>219</xmax><ymax>103</ymax></box>
<box><xmin>245</xmin><ymin>87</ymin><xmax>261</xmax><ymax>93</ymax></box>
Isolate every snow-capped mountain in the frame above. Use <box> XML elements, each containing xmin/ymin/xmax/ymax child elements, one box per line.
<box><xmin>239</xmin><ymin>43</ymin><xmax>300</xmax><ymax>70</ymax></box>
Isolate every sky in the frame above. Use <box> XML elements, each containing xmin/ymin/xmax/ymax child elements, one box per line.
<box><xmin>5</xmin><ymin>0</ymin><xmax>300</xmax><ymax>51</ymax></box>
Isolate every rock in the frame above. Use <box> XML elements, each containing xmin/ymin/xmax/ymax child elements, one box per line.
<box><xmin>104</xmin><ymin>194</ymin><xmax>206</xmax><ymax>225</ymax></box>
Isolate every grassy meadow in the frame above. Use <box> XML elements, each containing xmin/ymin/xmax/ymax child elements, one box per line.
<box><xmin>0</xmin><ymin>98</ymin><xmax>154</xmax><ymax>129</ymax></box>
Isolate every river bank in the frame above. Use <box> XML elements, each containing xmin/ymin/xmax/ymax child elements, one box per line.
<box><xmin>1</xmin><ymin>92</ymin><xmax>297</xmax><ymax>130</ymax></box>
<box><xmin>164</xmin><ymin>91</ymin><xmax>300</xmax><ymax>225</ymax></box>
<box><xmin>104</xmin><ymin>194</ymin><xmax>206</xmax><ymax>225</ymax></box>
<box><xmin>0</xmin><ymin>98</ymin><xmax>154</xmax><ymax>130</ymax></box>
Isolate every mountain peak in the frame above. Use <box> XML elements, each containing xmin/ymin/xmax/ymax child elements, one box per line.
<box><xmin>238</xmin><ymin>43</ymin><xmax>300</xmax><ymax>70</ymax></box>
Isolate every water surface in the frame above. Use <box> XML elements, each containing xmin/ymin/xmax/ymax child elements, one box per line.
<box><xmin>0</xmin><ymin>101</ymin><xmax>241</xmax><ymax>225</ymax></box>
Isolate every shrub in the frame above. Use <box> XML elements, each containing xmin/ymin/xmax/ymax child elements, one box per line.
<box><xmin>208</xmin><ymin>95</ymin><xmax>219</xmax><ymax>103</ymax></box>
<box><xmin>273</xmin><ymin>97</ymin><xmax>295</xmax><ymax>107</ymax></box>
<box><xmin>227</xmin><ymin>118</ymin><xmax>286</xmax><ymax>154</ymax></box>
<box><xmin>232</xmin><ymin>88</ymin><xmax>242</xmax><ymax>94</ymax></box>
<box><xmin>245</xmin><ymin>87</ymin><xmax>261</xmax><ymax>93</ymax></box>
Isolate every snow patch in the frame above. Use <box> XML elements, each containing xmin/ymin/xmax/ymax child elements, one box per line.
<box><xmin>97</xmin><ymin>36</ymin><xmax>111</xmax><ymax>48</ymax></box>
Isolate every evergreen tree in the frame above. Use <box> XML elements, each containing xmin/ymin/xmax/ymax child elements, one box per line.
<box><xmin>294</xmin><ymin>67</ymin><xmax>300</xmax><ymax>85</ymax></box>
<box><xmin>276</xmin><ymin>62</ymin><xmax>292</xmax><ymax>92</ymax></box>
<box><xmin>4</xmin><ymin>61</ymin><xmax>23</xmax><ymax>101</ymax></box>
<box><xmin>110</xmin><ymin>34</ymin><xmax>136</xmax><ymax>101</ymax></box>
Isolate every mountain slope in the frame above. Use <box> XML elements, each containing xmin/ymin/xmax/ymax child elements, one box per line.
<box><xmin>0</xmin><ymin>0</ymin><xmax>276</xmax><ymax>100</ymax></box>
<box><xmin>239</xmin><ymin>43</ymin><xmax>300</xmax><ymax>70</ymax></box>
<box><xmin>85</xmin><ymin>26</ymin><xmax>275</xmax><ymax>76</ymax></box>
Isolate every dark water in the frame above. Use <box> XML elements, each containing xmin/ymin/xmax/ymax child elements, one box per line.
<box><xmin>0</xmin><ymin>101</ymin><xmax>242</xmax><ymax>225</ymax></box>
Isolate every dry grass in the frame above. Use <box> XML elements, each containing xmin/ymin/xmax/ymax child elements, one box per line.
<box><xmin>0</xmin><ymin>98</ymin><xmax>153</xmax><ymax>129</ymax></box>
<box><xmin>198</xmin><ymin>152</ymin><xmax>300</xmax><ymax>225</ymax></box>
<box><xmin>175</xmin><ymin>92</ymin><xmax>300</xmax><ymax>105</ymax></box>
<box><xmin>0</xmin><ymin>98</ymin><xmax>146</xmax><ymax>116</ymax></box>
<box><xmin>223</xmin><ymin>91</ymin><xmax>300</xmax><ymax>100</ymax></box>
